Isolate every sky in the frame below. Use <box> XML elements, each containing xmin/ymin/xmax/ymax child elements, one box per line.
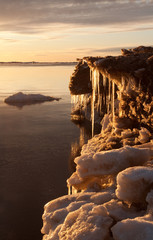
<box><xmin>0</xmin><ymin>0</ymin><xmax>153</xmax><ymax>62</ymax></box>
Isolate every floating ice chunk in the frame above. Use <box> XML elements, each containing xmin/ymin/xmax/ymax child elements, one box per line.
<box><xmin>76</xmin><ymin>146</ymin><xmax>150</xmax><ymax>178</ymax></box>
<box><xmin>4</xmin><ymin>92</ymin><xmax>60</xmax><ymax>107</ymax></box>
<box><xmin>116</xmin><ymin>166</ymin><xmax>153</xmax><ymax>204</ymax></box>
<box><xmin>111</xmin><ymin>214</ymin><xmax>153</xmax><ymax>240</ymax></box>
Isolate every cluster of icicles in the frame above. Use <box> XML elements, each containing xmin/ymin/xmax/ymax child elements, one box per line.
<box><xmin>71</xmin><ymin>68</ymin><xmax>116</xmax><ymax>137</ymax></box>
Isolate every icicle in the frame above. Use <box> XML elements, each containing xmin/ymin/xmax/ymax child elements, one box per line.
<box><xmin>68</xmin><ymin>185</ymin><xmax>72</xmax><ymax>195</ymax></box>
<box><xmin>83</xmin><ymin>94</ymin><xmax>89</xmax><ymax>117</ymax></box>
<box><xmin>121</xmin><ymin>76</ymin><xmax>126</xmax><ymax>91</ymax></box>
<box><xmin>80</xmin><ymin>94</ymin><xmax>84</xmax><ymax>106</ymax></box>
<box><xmin>107</xmin><ymin>78</ymin><xmax>111</xmax><ymax>113</ymax></box>
<box><xmin>90</xmin><ymin>68</ymin><xmax>101</xmax><ymax>135</ymax></box>
<box><xmin>90</xmin><ymin>68</ymin><xmax>92</xmax><ymax>82</ymax></box>
<box><xmin>103</xmin><ymin>75</ymin><xmax>107</xmax><ymax>87</ymax></box>
<box><xmin>96</xmin><ymin>70</ymin><xmax>100</xmax><ymax>112</ymax></box>
<box><xmin>72</xmin><ymin>186</ymin><xmax>78</xmax><ymax>194</ymax></box>
<box><xmin>100</xmin><ymin>74</ymin><xmax>104</xmax><ymax>114</ymax></box>
<box><xmin>83</xmin><ymin>94</ymin><xmax>87</xmax><ymax>116</ymax></box>
<box><xmin>80</xmin><ymin>127</ymin><xmax>85</xmax><ymax>146</ymax></box>
<box><xmin>99</xmin><ymin>93</ymin><xmax>103</xmax><ymax>115</ymax></box>
<box><xmin>112</xmin><ymin>81</ymin><xmax>115</xmax><ymax>127</ymax></box>
<box><xmin>91</xmin><ymin>69</ymin><xmax>97</xmax><ymax>137</ymax></box>
<box><xmin>104</xmin><ymin>76</ymin><xmax>107</xmax><ymax>109</ymax></box>
<box><xmin>71</xmin><ymin>95</ymin><xmax>76</xmax><ymax>111</ymax></box>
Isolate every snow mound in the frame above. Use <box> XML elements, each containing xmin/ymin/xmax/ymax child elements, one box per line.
<box><xmin>112</xmin><ymin>214</ymin><xmax>153</xmax><ymax>240</ymax></box>
<box><xmin>103</xmin><ymin>199</ymin><xmax>144</xmax><ymax>222</ymax></box>
<box><xmin>116</xmin><ymin>166</ymin><xmax>153</xmax><ymax>204</ymax></box>
<box><xmin>67</xmin><ymin>146</ymin><xmax>150</xmax><ymax>190</ymax></box>
<box><xmin>41</xmin><ymin>191</ymin><xmax>114</xmax><ymax>240</ymax></box>
<box><xmin>58</xmin><ymin>203</ymin><xmax>113</xmax><ymax>240</ymax></box>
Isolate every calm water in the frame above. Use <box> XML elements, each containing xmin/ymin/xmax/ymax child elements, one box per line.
<box><xmin>0</xmin><ymin>66</ymin><xmax>90</xmax><ymax>240</ymax></box>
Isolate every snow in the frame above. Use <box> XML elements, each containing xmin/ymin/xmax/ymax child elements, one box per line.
<box><xmin>138</xmin><ymin>127</ymin><xmax>152</xmax><ymax>144</ymax></box>
<box><xmin>42</xmin><ymin>192</ymin><xmax>114</xmax><ymax>240</ymax></box>
<box><xmin>116</xmin><ymin>166</ymin><xmax>153</xmax><ymax>204</ymax></box>
<box><xmin>42</xmin><ymin>142</ymin><xmax>153</xmax><ymax>240</ymax></box>
<box><xmin>103</xmin><ymin>199</ymin><xmax>145</xmax><ymax>222</ymax></box>
<box><xmin>67</xmin><ymin>146</ymin><xmax>150</xmax><ymax>190</ymax></box>
<box><xmin>58</xmin><ymin>203</ymin><xmax>113</xmax><ymax>240</ymax></box>
<box><xmin>112</xmin><ymin>214</ymin><xmax>153</xmax><ymax>240</ymax></box>
<box><xmin>42</xmin><ymin>58</ymin><xmax>153</xmax><ymax>239</ymax></box>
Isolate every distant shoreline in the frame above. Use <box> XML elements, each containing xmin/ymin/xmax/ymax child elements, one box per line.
<box><xmin>0</xmin><ymin>62</ymin><xmax>77</xmax><ymax>67</ymax></box>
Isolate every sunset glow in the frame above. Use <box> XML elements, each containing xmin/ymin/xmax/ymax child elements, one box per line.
<box><xmin>0</xmin><ymin>0</ymin><xmax>153</xmax><ymax>61</ymax></box>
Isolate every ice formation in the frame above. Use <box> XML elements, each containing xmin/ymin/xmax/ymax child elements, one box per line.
<box><xmin>4</xmin><ymin>92</ymin><xmax>60</xmax><ymax>107</ymax></box>
<box><xmin>42</xmin><ymin>46</ymin><xmax>153</xmax><ymax>240</ymax></box>
<box><xmin>112</xmin><ymin>214</ymin><xmax>153</xmax><ymax>240</ymax></box>
<box><xmin>41</xmin><ymin>192</ymin><xmax>114</xmax><ymax>240</ymax></box>
<box><xmin>116</xmin><ymin>166</ymin><xmax>153</xmax><ymax>204</ymax></box>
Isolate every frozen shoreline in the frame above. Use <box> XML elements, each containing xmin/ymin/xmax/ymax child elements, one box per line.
<box><xmin>41</xmin><ymin>125</ymin><xmax>153</xmax><ymax>240</ymax></box>
<box><xmin>41</xmin><ymin>46</ymin><xmax>153</xmax><ymax>240</ymax></box>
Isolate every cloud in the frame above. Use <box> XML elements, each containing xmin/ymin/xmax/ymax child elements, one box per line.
<box><xmin>0</xmin><ymin>0</ymin><xmax>153</xmax><ymax>34</ymax></box>
<box><xmin>0</xmin><ymin>37</ymin><xmax>19</xmax><ymax>43</ymax></box>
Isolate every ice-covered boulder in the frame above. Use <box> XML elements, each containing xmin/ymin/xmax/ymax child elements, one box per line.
<box><xmin>103</xmin><ymin>199</ymin><xmax>144</xmax><ymax>222</ymax></box>
<box><xmin>111</xmin><ymin>214</ymin><xmax>153</xmax><ymax>240</ymax></box>
<box><xmin>41</xmin><ymin>191</ymin><xmax>114</xmax><ymax>240</ymax></box>
<box><xmin>58</xmin><ymin>203</ymin><xmax>113</xmax><ymax>240</ymax></box>
<box><xmin>116</xmin><ymin>166</ymin><xmax>153</xmax><ymax>204</ymax></box>
<box><xmin>68</xmin><ymin>146</ymin><xmax>150</xmax><ymax>185</ymax></box>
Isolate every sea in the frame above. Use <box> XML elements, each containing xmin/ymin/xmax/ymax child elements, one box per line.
<box><xmin>0</xmin><ymin>65</ymin><xmax>91</xmax><ymax>240</ymax></box>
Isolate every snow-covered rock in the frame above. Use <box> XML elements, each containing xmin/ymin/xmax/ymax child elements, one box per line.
<box><xmin>116</xmin><ymin>166</ymin><xmax>153</xmax><ymax>204</ymax></box>
<box><xmin>67</xmin><ymin>146</ymin><xmax>151</xmax><ymax>190</ymax></box>
<box><xmin>41</xmin><ymin>192</ymin><xmax>114</xmax><ymax>240</ymax></box>
<box><xmin>112</xmin><ymin>214</ymin><xmax>153</xmax><ymax>240</ymax></box>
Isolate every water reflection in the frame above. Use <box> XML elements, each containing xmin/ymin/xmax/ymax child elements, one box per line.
<box><xmin>0</xmin><ymin>65</ymin><xmax>78</xmax><ymax>240</ymax></box>
<box><xmin>5</xmin><ymin>99</ymin><xmax>61</xmax><ymax>109</ymax></box>
<box><xmin>69</xmin><ymin>121</ymin><xmax>92</xmax><ymax>172</ymax></box>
